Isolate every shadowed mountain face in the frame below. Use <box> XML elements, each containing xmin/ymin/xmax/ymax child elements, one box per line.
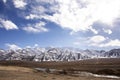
<box><xmin>104</xmin><ymin>49</ymin><xmax>120</xmax><ymax>57</ymax></box>
<box><xmin>0</xmin><ymin>48</ymin><xmax>120</xmax><ymax>62</ymax></box>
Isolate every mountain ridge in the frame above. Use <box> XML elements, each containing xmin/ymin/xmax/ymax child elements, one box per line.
<box><xmin>0</xmin><ymin>47</ymin><xmax>120</xmax><ymax>62</ymax></box>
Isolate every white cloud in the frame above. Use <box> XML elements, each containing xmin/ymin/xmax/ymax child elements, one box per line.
<box><xmin>3</xmin><ymin>0</ymin><xmax>7</xmax><ymax>3</ymax></box>
<box><xmin>87</xmin><ymin>35</ymin><xmax>106</xmax><ymax>47</ymax></box>
<box><xmin>25</xmin><ymin>44</ymin><xmax>39</xmax><ymax>48</ymax></box>
<box><xmin>23</xmin><ymin>21</ymin><xmax>48</xmax><ymax>33</ymax></box>
<box><xmin>25</xmin><ymin>46</ymin><xmax>31</xmax><ymax>48</ymax></box>
<box><xmin>99</xmin><ymin>39</ymin><xmax>120</xmax><ymax>47</ymax></box>
<box><xmin>25</xmin><ymin>14</ymin><xmax>39</xmax><ymax>20</ymax></box>
<box><xmin>88</xmin><ymin>36</ymin><xmax>120</xmax><ymax>47</ymax></box>
<box><xmin>73</xmin><ymin>35</ymin><xmax>106</xmax><ymax>47</ymax></box>
<box><xmin>0</xmin><ymin>19</ymin><xmax>18</xmax><ymax>30</ymax></box>
<box><xmin>40</xmin><ymin>0</ymin><xmax>120</xmax><ymax>33</ymax></box>
<box><xmin>36</xmin><ymin>0</ymin><xmax>55</xmax><ymax>4</ymax></box>
<box><xmin>103</xmin><ymin>28</ymin><xmax>112</xmax><ymax>34</ymax></box>
<box><xmin>5</xmin><ymin>43</ymin><xmax>21</xmax><ymax>50</ymax></box>
<box><xmin>31</xmin><ymin>5</ymin><xmax>46</xmax><ymax>15</ymax></box>
<box><xmin>89</xmin><ymin>26</ymin><xmax>98</xmax><ymax>34</ymax></box>
<box><xmin>21</xmin><ymin>0</ymin><xmax>120</xmax><ymax>34</ymax></box>
<box><xmin>89</xmin><ymin>35</ymin><xmax>106</xmax><ymax>43</ymax></box>
<box><xmin>24</xmin><ymin>5</ymin><xmax>47</xmax><ymax>20</ymax></box>
<box><xmin>34</xmin><ymin>44</ymin><xmax>38</xmax><ymax>47</ymax></box>
<box><xmin>73</xmin><ymin>35</ymin><xmax>120</xmax><ymax>48</ymax></box>
<box><xmin>13</xmin><ymin>0</ymin><xmax>27</xmax><ymax>9</ymax></box>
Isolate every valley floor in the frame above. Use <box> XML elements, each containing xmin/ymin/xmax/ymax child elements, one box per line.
<box><xmin>0</xmin><ymin>66</ymin><xmax>119</xmax><ymax>80</ymax></box>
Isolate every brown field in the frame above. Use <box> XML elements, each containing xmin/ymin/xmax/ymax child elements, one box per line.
<box><xmin>0</xmin><ymin>66</ymin><xmax>119</xmax><ymax>80</ymax></box>
<box><xmin>0</xmin><ymin>58</ymin><xmax>120</xmax><ymax>80</ymax></box>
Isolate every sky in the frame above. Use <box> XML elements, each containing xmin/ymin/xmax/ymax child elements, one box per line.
<box><xmin>0</xmin><ymin>0</ymin><xmax>120</xmax><ymax>50</ymax></box>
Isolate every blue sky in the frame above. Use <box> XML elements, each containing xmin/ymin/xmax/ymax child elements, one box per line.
<box><xmin>0</xmin><ymin>0</ymin><xmax>120</xmax><ymax>50</ymax></box>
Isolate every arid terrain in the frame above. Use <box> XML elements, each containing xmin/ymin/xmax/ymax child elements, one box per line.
<box><xmin>0</xmin><ymin>66</ymin><xmax>119</xmax><ymax>80</ymax></box>
<box><xmin>0</xmin><ymin>58</ymin><xmax>120</xmax><ymax>80</ymax></box>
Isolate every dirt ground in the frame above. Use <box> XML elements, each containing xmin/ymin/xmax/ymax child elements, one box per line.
<box><xmin>0</xmin><ymin>66</ymin><xmax>119</xmax><ymax>80</ymax></box>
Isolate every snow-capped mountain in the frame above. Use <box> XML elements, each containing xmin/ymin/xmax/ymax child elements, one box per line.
<box><xmin>104</xmin><ymin>49</ymin><xmax>120</xmax><ymax>58</ymax></box>
<box><xmin>0</xmin><ymin>48</ymin><xmax>120</xmax><ymax>62</ymax></box>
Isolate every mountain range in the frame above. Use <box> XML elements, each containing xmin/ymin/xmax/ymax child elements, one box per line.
<box><xmin>0</xmin><ymin>47</ymin><xmax>120</xmax><ymax>62</ymax></box>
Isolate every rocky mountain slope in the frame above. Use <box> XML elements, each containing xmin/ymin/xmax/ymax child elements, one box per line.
<box><xmin>0</xmin><ymin>47</ymin><xmax>120</xmax><ymax>62</ymax></box>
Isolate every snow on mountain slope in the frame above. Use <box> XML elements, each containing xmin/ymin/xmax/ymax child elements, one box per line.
<box><xmin>104</xmin><ymin>49</ymin><xmax>120</xmax><ymax>58</ymax></box>
<box><xmin>0</xmin><ymin>48</ymin><xmax>119</xmax><ymax>62</ymax></box>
